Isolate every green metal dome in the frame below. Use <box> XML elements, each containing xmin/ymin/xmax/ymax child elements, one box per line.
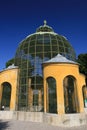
<box><xmin>14</xmin><ymin>21</ymin><xmax>76</xmax><ymax>111</ymax></box>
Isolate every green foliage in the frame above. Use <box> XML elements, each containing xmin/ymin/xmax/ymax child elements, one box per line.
<box><xmin>77</xmin><ymin>53</ymin><xmax>87</xmax><ymax>76</ymax></box>
<box><xmin>77</xmin><ymin>53</ymin><xmax>87</xmax><ymax>85</ymax></box>
<box><xmin>5</xmin><ymin>58</ymin><xmax>14</xmax><ymax>68</ymax></box>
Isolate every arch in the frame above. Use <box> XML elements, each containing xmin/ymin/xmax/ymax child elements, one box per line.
<box><xmin>63</xmin><ymin>75</ymin><xmax>78</xmax><ymax>113</ymax></box>
<box><xmin>1</xmin><ymin>82</ymin><xmax>12</xmax><ymax>110</ymax></box>
<box><xmin>46</xmin><ymin>77</ymin><xmax>57</xmax><ymax>113</ymax></box>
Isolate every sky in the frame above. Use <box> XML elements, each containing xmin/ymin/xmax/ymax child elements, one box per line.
<box><xmin>0</xmin><ymin>0</ymin><xmax>87</xmax><ymax>70</ymax></box>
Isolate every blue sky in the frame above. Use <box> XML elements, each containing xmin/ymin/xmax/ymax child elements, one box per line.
<box><xmin>0</xmin><ymin>0</ymin><xmax>87</xmax><ymax>70</ymax></box>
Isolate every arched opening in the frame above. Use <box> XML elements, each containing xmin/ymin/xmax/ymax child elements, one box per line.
<box><xmin>46</xmin><ymin>77</ymin><xmax>57</xmax><ymax>113</ymax></box>
<box><xmin>63</xmin><ymin>76</ymin><xmax>78</xmax><ymax>113</ymax></box>
<box><xmin>1</xmin><ymin>82</ymin><xmax>11</xmax><ymax>110</ymax></box>
<box><xmin>82</xmin><ymin>85</ymin><xmax>87</xmax><ymax>108</ymax></box>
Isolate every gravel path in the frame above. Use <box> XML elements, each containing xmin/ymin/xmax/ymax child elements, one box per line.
<box><xmin>0</xmin><ymin>120</ymin><xmax>87</xmax><ymax>130</ymax></box>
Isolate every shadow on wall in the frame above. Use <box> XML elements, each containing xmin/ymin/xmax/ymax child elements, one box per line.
<box><xmin>0</xmin><ymin>120</ymin><xmax>9</xmax><ymax>130</ymax></box>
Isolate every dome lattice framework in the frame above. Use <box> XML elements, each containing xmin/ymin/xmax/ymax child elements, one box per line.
<box><xmin>15</xmin><ymin>21</ymin><xmax>76</xmax><ymax>111</ymax></box>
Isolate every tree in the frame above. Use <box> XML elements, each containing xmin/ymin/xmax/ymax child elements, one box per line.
<box><xmin>5</xmin><ymin>58</ymin><xmax>14</xmax><ymax>68</ymax></box>
<box><xmin>77</xmin><ymin>53</ymin><xmax>87</xmax><ymax>85</ymax></box>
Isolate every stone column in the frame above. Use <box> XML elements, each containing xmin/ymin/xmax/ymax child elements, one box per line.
<box><xmin>77</xmin><ymin>79</ymin><xmax>84</xmax><ymax>113</ymax></box>
<box><xmin>44</xmin><ymin>79</ymin><xmax>47</xmax><ymax>113</ymax></box>
<box><xmin>38</xmin><ymin>89</ymin><xmax>42</xmax><ymax>106</ymax></box>
<box><xmin>56</xmin><ymin>78</ymin><xmax>65</xmax><ymax>114</ymax></box>
<box><xmin>28</xmin><ymin>79</ymin><xmax>33</xmax><ymax>107</ymax></box>
<box><xmin>10</xmin><ymin>84</ymin><xmax>16</xmax><ymax>110</ymax></box>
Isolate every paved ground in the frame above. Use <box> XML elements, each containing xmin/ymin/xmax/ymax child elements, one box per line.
<box><xmin>0</xmin><ymin>120</ymin><xmax>87</xmax><ymax>130</ymax></box>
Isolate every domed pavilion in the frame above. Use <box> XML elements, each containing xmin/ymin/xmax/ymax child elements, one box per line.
<box><xmin>14</xmin><ymin>20</ymin><xmax>76</xmax><ymax>111</ymax></box>
<box><xmin>0</xmin><ymin>21</ymin><xmax>87</xmax><ymax>127</ymax></box>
